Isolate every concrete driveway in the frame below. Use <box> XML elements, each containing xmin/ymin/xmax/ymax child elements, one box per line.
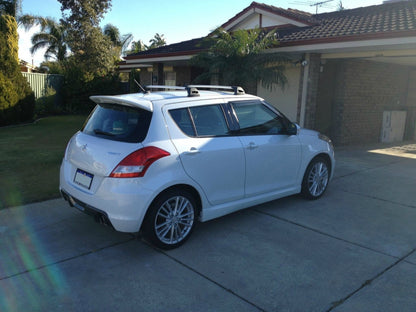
<box><xmin>1</xmin><ymin>142</ymin><xmax>416</xmax><ymax>312</ymax></box>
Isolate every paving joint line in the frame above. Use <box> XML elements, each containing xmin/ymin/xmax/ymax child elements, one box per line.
<box><xmin>142</xmin><ymin>239</ymin><xmax>266</xmax><ymax>312</ymax></box>
<box><xmin>332</xmin><ymin>159</ymin><xmax>402</xmax><ymax>181</ymax></box>
<box><xmin>254</xmin><ymin>209</ymin><xmax>401</xmax><ymax>260</ymax></box>
<box><xmin>325</xmin><ymin>248</ymin><xmax>416</xmax><ymax>311</ymax></box>
<box><xmin>335</xmin><ymin>188</ymin><xmax>416</xmax><ymax>209</ymax></box>
<box><xmin>0</xmin><ymin>235</ymin><xmax>135</xmax><ymax>281</ymax></box>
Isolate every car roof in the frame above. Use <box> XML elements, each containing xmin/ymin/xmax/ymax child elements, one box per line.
<box><xmin>90</xmin><ymin>86</ymin><xmax>260</xmax><ymax>112</ymax></box>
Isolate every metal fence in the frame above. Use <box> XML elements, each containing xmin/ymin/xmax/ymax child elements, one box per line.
<box><xmin>21</xmin><ymin>72</ymin><xmax>64</xmax><ymax>99</ymax></box>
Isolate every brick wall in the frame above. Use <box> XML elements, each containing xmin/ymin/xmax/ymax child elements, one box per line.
<box><xmin>405</xmin><ymin>70</ymin><xmax>416</xmax><ymax>140</ymax></box>
<box><xmin>313</xmin><ymin>58</ymin><xmax>413</xmax><ymax>145</ymax></box>
<box><xmin>337</xmin><ymin>60</ymin><xmax>410</xmax><ymax>145</ymax></box>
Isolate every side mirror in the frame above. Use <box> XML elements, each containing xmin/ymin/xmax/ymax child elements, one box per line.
<box><xmin>286</xmin><ymin>122</ymin><xmax>298</xmax><ymax>136</ymax></box>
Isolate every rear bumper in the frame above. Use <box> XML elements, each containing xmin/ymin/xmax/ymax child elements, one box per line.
<box><xmin>59</xmin><ymin>159</ymin><xmax>154</xmax><ymax>233</ymax></box>
<box><xmin>61</xmin><ymin>189</ymin><xmax>113</xmax><ymax>228</ymax></box>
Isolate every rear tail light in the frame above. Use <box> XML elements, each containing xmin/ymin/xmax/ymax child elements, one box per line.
<box><xmin>110</xmin><ymin>146</ymin><xmax>170</xmax><ymax>178</ymax></box>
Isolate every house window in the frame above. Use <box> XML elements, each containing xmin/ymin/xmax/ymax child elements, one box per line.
<box><xmin>165</xmin><ymin>72</ymin><xmax>176</xmax><ymax>86</ymax></box>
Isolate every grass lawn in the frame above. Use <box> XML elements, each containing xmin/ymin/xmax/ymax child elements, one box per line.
<box><xmin>0</xmin><ymin>115</ymin><xmax>86</xmax><ymax>209</ymax></box>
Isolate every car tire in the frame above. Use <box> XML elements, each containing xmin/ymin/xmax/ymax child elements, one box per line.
<box><xmin>301</xmin><ymin>156</ymin><xmax>330</xmax><ymax>200</ymax></box>
<box><xmin>143</xmin><ymin>189</ymin><xmax>197</xmax><ymax>249</ymax></box>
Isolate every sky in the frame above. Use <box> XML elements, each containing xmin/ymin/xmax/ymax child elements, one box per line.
<box><xmin>18</xmin><ymin>0</ymin><xmax>384</xmax><ymax>66</ymax></box>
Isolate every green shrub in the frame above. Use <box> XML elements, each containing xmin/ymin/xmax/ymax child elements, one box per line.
<box><xmin>0</xmin><ymin>15</ymin><xmax>19</xmax><ymax>73</ymax></box>
<box><xmin>0</xmin><ymin>69</ymin><xmax>35</xmax><ymax>126</ymax></box>
<box><xmin>0</xmin><ymin>15</ymin><xmax>35</xmax><ymax>126</ymax></box>
<box><xmin>61</xmin><ymin>60</ymin><xmax>123</xmax><ymax>114</ymax></box>
<box><xmin>35</xmin><ymin>86</ymin><xmax>63</xmax><ymax>118</ymax></box>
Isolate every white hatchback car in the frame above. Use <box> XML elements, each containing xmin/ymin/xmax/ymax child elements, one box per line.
<box><xmin>60</xmin><ymin>85</ymin><xmax>334</xmax><ymax>249</ymax></box>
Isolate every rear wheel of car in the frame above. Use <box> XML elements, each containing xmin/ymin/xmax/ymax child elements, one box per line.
<box><xmin>143</xmin><ymin>189</ymin><xmax>197</xmax><ymax>249</ymax></box>
<box><xmin>301</xmin><ymin>156</ymin><xmax>330</xmax><ymax>200</ymax></box>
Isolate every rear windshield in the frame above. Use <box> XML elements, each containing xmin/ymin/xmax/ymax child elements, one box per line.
<box><xmin>82</xmin><ymin>103</ymin><xmax>152</xmax><ymax>143</ymax></box>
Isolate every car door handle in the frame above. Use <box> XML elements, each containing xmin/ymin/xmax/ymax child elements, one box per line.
<box><xmin>247</xmin><ymin>142</ymin><xmax>258</xmax><ymax>150</ymax></box>
<box><xmin>183</xmin><ymin>147</ymin><xmax>200</xmax><ymax>155</ymax></box>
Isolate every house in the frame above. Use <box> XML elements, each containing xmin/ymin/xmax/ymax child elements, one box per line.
<box><xmin>120</xmin><ymin>1</ymin><xmax>416</xmax><ymax>145</ymax></box>
<box><xmin>20</xmin><ymin>59</ymin><xmax>37</xmax><ymax>73</ymax></box>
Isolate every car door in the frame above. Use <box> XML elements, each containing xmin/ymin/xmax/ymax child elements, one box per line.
<box><xmin>231</xmin><ymin>100</ymin><xmax>302</xmax><ymax>197</ymax></box>
<box><xmin>165</xmin><ymin>100</ymin><xmax>245</xmax><ymax>205</ymax></box>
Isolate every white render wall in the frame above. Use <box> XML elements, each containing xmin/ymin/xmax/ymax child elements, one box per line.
<box><xmin>257</xmin><ymin>65</ymin><xmax>301</xmax><ymax>122</ymax></box>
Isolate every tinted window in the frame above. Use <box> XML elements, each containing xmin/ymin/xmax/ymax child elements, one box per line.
<box><xmin>232</xmin><ymin>102</ymin><xmax>286</xmax><ymax>135</ymax></box>
<box><xmin>82</xmin><ymin>103</ymin><xmax>152</xmax><ymax>143</ymax></box>
<box><xmin>169</xmin><ymin>108</ymin><xmax>196</xmax><ymax>136</ymax></box>
<box><xmin>170</xmin><ymin>105</ymin><xmax>229</xmax><ymax>137</ymax></box>
<box><xmin>190</xmin><ymin>105</ymin><xmax>229</xmax><ymax>136</ymax></box>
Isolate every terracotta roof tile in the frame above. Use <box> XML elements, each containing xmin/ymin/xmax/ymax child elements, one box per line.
<box><xmin>125</xmin><ymin>1</ymin><xmax>416</xmax><ymax>59</ymax></box>
<box><xmin>279</xmin><ymin>1</ymin><xmax>416</xmax><ymax>44</ymax></box>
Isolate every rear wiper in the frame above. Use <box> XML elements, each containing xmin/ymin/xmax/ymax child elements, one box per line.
<box><xmin>94</xmin><ymin>129</ymin><xmax>115</xmax><ymax>136</ymax></box>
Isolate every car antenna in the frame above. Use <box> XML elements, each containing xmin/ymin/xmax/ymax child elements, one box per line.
<box><xmin>134</xmin><ymin>79</ymin><xmax>147</xmax><ymax>93</ymax></box>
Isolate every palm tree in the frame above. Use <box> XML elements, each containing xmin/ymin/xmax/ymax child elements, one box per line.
<box><xmin>19</xmin><ymin>15</ymin><xmax>68</xmax><ymax>62</ymax></box>
<box><xmin>191</xmin><ymin>28</ymin><xmax>290</xmax><ymax>93</ymax></box>
<box><xmin>148</xmin><ymin>33</ymin><xmax>166</xmax><ymax>49</ymax></box>
<box><xmin>128</xmin><ymin>40</ymin><xmax>147</xmax><ymax>54</ymax></box>
<box><xmin>103</xmin><ymin>23</ymin><xmax>132</xmax><ymax>56</ymax></box>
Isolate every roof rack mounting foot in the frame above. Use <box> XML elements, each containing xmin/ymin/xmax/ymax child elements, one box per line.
<box><xmin>232</xmin><ymin>86</ymin><xmax>245</xmax><ymax>95</ymax></box>
<box><xmin>186</xmin><ymin>87</ymin><xmax>200</xmax><ymax>97</ymax></box>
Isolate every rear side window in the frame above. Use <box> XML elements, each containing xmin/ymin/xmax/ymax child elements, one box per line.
<box><xmin>170</xmin><ymin>104</ymin><xmax>229</xmax><ymax>137</ymax></box>
<box><xmin>169</xmin><ymin>109</ymin><xmax>196</xmax><ymax>137</ymax></box>
<box><xmin>82</xmin><ymin>103</ymin><xmax>152</xmax><ymax>143</ymax></box>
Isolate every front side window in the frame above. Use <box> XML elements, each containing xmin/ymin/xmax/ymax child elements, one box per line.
<box><xmin>82</xmin><ymin>103</ymin><xmax>152</xmax><ymax>143</ymax></box>
<box><xmin>232</xmin><ymin>101</ymin><xmax>286</xmax><ymax>135</ymax></box>
<box><xmin>170</xmin><ymin>104</ymin><xmax>229</xmax><ymax>137</ymax></box>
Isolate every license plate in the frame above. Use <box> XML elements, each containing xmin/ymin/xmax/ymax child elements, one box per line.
<box><xmin>74</xmin><ymin>169</ymin><xmax>93</xmax><ymax>189</ymax></box>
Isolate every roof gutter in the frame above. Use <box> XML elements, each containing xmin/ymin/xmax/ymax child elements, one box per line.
<box><xmin>272</xmin><ymin>35</ymin><xmax>416</xmax><ymax>54</ymax></box>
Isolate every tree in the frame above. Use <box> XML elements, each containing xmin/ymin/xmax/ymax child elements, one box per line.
<box><xmin>0</xmin><ymin>13</ymin><xmax>35</xmax><ymax>125</ymax></box>
<box><xmin>103</xmin><ymin>23</ymin><xmax>132</xmax><ymax>56</ymax></box>
<box><xmin>19</xmin><ymin>15</ymin><xmax>68</xmax><ymax>62</ymax></box>
<box><xmin>0</xmin><ymin>0</ymin><xmax>21</xmax><ymax>17</ymax></box>
<box><xmin>59</xmin><ymin>0</ymin><xmax>110</xmax><ymax>27</ymax></box>
<box><xmin>55</xmin><ymin>0</ymin><xmax>125</xmax><ymax>112</ymax></box>
<box><xmin>148</xmin><ymin>33</ymin><xmax>166</xmax><ymax>50</ymax></box>
<box><xmin>191</xmin><ymin>28</ymin><xmax>290</xmax><ymax>94</ymax></box>
<box><xmin>58</xmin><ymin>0</ymin><xmax>114</xmax><ymax>75</ymax></box>
<box><xmin>126</xmin><ymin>33</ymin><xmax>167</xmax><ymax>55</ymax></box>
<box><xmin>128</xmin><ymin>40</ymin><xmax>147</xmax><ymax>54</ymax></box>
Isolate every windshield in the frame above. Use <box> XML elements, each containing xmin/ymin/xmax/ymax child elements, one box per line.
<box><xmin>82</xmin><ymin>103</ymin><xmax>152</xmax><ymax>143</ymax></box>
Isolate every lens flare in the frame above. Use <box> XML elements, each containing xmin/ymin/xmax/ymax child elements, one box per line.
<box><xmin>0</xmin><ymin>203</ymin><xmax>69</xmax><ymax>310</ymax></box>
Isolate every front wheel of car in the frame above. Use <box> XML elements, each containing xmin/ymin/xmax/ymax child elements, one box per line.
<box><xmin>301</xmin><ymin>156</ymin><xmax>330</xmax><ymax>200</ymax></box>
<box><xmin>143</xmin><ymin>189</ymin><xmax>197</xmax><ymax>249</ymax></box>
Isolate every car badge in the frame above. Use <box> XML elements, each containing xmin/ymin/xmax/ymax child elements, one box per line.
<box><xmin>81</xmin><ymin>144</ymin><xmax>87</xmax><ymax>151</ymax></box>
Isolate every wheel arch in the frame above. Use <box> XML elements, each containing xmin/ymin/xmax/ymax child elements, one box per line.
<box><xmin>142</xmin><ymin>184</ymin><xmax>202</xmax><ymax>227</ymax></box>
<box><xmin>311</xmin><ymin>153</ymin><xmax>332</xmax><ymax>176</ymax></box>
<box><xmin>300</xmin><ymin>152</ymin><xmax>332</xmax><ymax>200</ymax></box>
